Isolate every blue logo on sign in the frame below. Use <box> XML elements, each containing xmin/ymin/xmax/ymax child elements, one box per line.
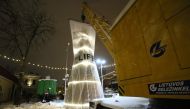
<box><xmin>150</xmin><ymin>40</ymin><xmax>166</xmax><ymax>57</ymax></box>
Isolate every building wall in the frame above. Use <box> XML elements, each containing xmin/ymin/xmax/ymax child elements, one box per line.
<box><xmin>111</xmin><ymin>0</ymin><xmax>190</xmax><ymax>99</ymax></box>
<box><xmin>0</xmin><ymin>75</ymin><xmax>14</xmax><ymax>102</ymax></box>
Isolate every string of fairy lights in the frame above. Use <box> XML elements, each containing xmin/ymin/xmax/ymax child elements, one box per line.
<box><xmin>102</xmin><ymin>63</ymin><xmax>116</xmax><ymax>68</ymax></box>
<box><xmin>0</xmin><ymin>53</ymin><xmax>116</xmax><ymax>71</ymax></box>
<box><xmin>0</xmin><ymin>54</ymin><xmax>67</xmax><ymax>70</ymax></box>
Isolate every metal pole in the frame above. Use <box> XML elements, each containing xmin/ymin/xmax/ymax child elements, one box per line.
<box><xmin>65</xmin><ymin>42</ymin><xmax>70</xmax><ymax>97</ymax></box>
<box><xmin>101</xmin><ymin>63</ymin><xmax>103</xmax><ymax>90</ymax></box>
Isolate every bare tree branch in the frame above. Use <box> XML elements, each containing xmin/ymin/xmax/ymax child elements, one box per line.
<box><xmin>0</xmin><ymin>0</ymin><xmax>55</xmax><ymax>73</ymax></box>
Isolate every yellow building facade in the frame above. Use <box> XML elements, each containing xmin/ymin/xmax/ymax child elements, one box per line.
<box><xmin>111</xmin><ymin>0</ymin><xmax>190</xmax><ymax>99</ymax></box>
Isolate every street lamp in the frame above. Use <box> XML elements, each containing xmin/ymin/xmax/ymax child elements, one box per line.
<box><xmin>96</xmin><ymin>59</ymin><xmax>106</xmax><ymax>89</ymax></box>
<box><xmin>64</xmin><ymin>42</ymin><xmax>70</xmax><ymax>96</ymax></box>
<box><xmin>63</xmin><ymin>73</ymin><xmax>69</xmax><ymax>97</ymax></box>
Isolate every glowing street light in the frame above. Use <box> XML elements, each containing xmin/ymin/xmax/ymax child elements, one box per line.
<box><xmin>96</xmin><ymin>59</ymin><xmax>106</xmax><ymax>89</ymax></box>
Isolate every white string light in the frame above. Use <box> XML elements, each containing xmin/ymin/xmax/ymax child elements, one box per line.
<box><xmin>0</xmin><ymin>53</ymin><xmax>67</xmax><ymax>71</ymax></box>
<box><xmin>0</xmin><ymin>53</ymin><xmax>116</xmax><ymax>71</ymax></box>
<box><xmin>99</xmin><ymin>63</ymin><xmax>116</xmax><ymax>69</ymax></box>
<box><xmin>72</xmin><ymin>60</ymin><xmax>95</xmax><ymax>68</ymax></box>
<box><xmin>64</xmin><ymin>102</ymin><xmax>89</xmax><ymax>107</ymax></box>
<box><xmin>68</xmin><ymin>80</ymin><xmax>101</xmax><ymax>85</ymax></box>
<box><xmin>73</xmin><ymin>46</ymin><xmax>93</xmax><ymax>55</ymax></box>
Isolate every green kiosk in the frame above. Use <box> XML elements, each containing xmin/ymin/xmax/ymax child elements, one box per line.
<box><xmin>37</xmin><ymin>79</ymin><xmax>57</xmax><ymax>102</ymax></box>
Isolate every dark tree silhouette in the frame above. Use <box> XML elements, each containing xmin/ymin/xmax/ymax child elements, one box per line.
<box><xmin>0</xmin><ymin>0</ymin><xmax>55</xmax><ymax>75</ymax></box>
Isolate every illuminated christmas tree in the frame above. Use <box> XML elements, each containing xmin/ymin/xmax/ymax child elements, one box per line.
<box><xmin>64</xmin><ymin>20</ymin><xmax>104</xmax><ymax>109</ymax></box>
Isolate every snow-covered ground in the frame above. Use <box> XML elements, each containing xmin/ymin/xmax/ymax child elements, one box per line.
<box><xmin>0</xmin><ymin>100</ymin><xmax>65</xmax><ymax>109</ymax></box>
<box><xmin>1</xmin><ymin>97</ymin><xmax>150</xmax><ymax>109</ymax></box>
<box><xmin>91</xmin><ymin>96</ymin><xmax>149</xmax><ymax>109</ymax></box>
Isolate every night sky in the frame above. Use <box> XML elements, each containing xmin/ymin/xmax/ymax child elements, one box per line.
<box><xmin>0</xmin><ymin>0</ymin><xmax>129</xmax><ymax>86</ymax></box>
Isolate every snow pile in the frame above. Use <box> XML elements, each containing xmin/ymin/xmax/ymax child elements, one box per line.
<box><xmin>92</xmin><ymin>96</ymin><xmax>149</xmax><ymax>109</ymax></box>
<box><xmin>0</xmin><ymin>101</ymin><xmax>65</xmax><ymax>109</ymax></box>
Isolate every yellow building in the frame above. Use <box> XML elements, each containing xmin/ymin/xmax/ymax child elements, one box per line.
<box><xmin>112</xmin><ymin>0</ymin><xmax>190</xmax><ymax>99</ymax></box>
<box><xmin>83</xmin><ymin>0</ymin><xmax>190</xmax><ymax>99</ymax></box>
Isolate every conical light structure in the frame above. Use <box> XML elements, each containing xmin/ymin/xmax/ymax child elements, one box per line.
<box><xmin>64</xmin><ymin>20</ymin><xmax>104</xmax><ymax>109</ymax></box>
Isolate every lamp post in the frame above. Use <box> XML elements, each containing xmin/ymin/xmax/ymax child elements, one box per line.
<box><xmin>96</xmin><ymin>59</ymin><xmax>106</xmax><ymax>90</ymax></box>
<box><xmin>63</xmin><ymin>73</ymin><xmax>69</xmax><ymax>97</ymax></box>
<box><xmin>64</xmin><ymin>42</ymin><xmax>70</xmax><ymax>96</ymax></box>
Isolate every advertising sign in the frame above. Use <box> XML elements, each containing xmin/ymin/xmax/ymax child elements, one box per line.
<box><xmin>148</xmin><ymin>80</ymin><xmax>190</xmax><ymax>95</ymax></box>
